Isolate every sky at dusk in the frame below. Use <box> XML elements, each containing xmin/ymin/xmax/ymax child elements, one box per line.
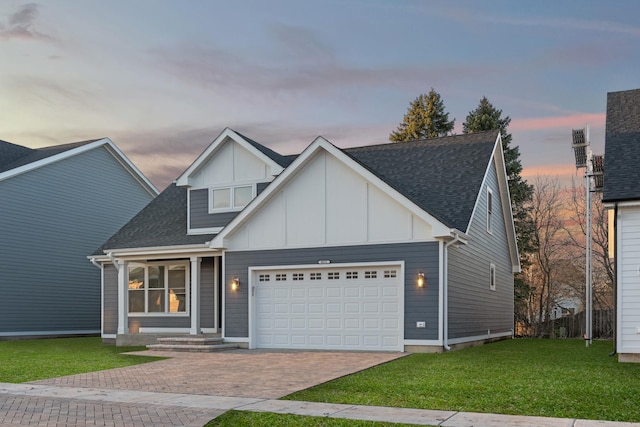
<box><xmin>1</xmin><ymin>0</ymin><xmax>638</xmax><ymax>190</ymax></box>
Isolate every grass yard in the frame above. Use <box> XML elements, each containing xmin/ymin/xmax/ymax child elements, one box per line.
<box><xmin>0</xmin><ymin>337</ymin><xmax>160</xmax><ymax>383</ymax></box>
<box><xmin>284</xmin><ymin>339</ymin><xmax>640</xmax><ymax>422</ymax></box>
<box><xmin>205</xmin><ymin>410</ymin><xmax>419</xmax><ymax>426</ymax></box>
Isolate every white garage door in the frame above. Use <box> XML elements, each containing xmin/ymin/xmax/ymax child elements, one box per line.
<box><xmin>253</xmin><ymin>264</ymin><xmax>403</xmax><ymax>351</ymax></box>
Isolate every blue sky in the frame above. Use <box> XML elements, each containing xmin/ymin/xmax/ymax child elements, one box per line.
<box><xmin>1</xmin><ymin>0</ymin><xmax>638</xmax><ymax>189</ymax></box>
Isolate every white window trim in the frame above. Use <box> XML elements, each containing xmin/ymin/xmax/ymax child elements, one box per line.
<box><xmin>208</xmin><ymin>184</ymin><xmax>256</xmax><ymax>214</ymax></box>
<box><xmin>490</xmin><ymin>263</ymin><xmax>496</xmax><ymax>291</ymax></box>
<box><xmin>486</xmin><ymin>187</ymin><xmax>493</xmax><ymax>234</ymax></box>
<box><xmin>127</xmin><ymin>261</ymin><xmax>190</xmax><ymax>316</ymax></box>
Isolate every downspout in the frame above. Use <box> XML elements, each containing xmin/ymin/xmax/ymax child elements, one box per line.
<box><xmin>443</xmin><ymin>232</ymin><xmax>461</xmax><ymax>351</ymax></box>
<box><xmin>90</xmin><ymin>258</ymin><xmax>101</xmax><ymax>269</ymax></box>
<box><xmin>612</xmin><ymin>202</ymin><xmax>619</xmax><ymax>354</ymax></box>
<box><xmin>107</xmin><ymin>252</ymin><xmax>120</xmax><ymax>272</ymax></box>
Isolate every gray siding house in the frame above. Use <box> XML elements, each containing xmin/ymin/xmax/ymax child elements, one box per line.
<box><xmin>0</xmin><ymin>138</ymin><xmax>157</xmax><ymax>338</ymax></box>
<box><xmin>93</xmin><ymin>128</ymin><xmax>519</xmax><ymax>352</ymax></box>
<box><xmin>602</xmin><ymin>88</ymin><xmax>640</xmax><ymax>362</ymax></box>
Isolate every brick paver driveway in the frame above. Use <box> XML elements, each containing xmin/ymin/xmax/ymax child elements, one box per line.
<box><xmin>33</xmin><ymin>349</ymin><xmax>406</xmax><ymax>399</ymax></box>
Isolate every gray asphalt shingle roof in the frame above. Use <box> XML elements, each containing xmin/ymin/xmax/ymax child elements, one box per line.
<box><xmin>97</xmin><ymin>130</ymin><xmax>498</xmax><ymax>252</ymax></box>
<box><xmin>603</xmin><ymin>88</ymin><xmax>640</xmax><ymax>202</ymax></box>
<box><xmin>0</xmin><ymin>139</ymin><xmax>100</xmax><ymax>173</ymax></box>
<box><xmin>93</xmin><ymin>183</ymin><xmax>215</xmax><ymax>254</ymax></box>
<box><xmin>346</xmin><ymin>131</ymin><xmax>498</xmax><ymax>232</ymax></box>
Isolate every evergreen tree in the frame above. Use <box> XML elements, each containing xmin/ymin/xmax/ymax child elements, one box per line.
<box><xmin>390</xmin><ymin>88</ymin><xmax>455</xmax><ymax>142</ymax></box>
<box><xmin>463</xmin><ymin>97</ymin><xmax>537</xmax><ymax>318</ymax></box>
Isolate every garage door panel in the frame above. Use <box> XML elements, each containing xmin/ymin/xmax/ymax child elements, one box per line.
<box><xmin>345</xmin><ymin>287</ymin><xmax>360</xmax><ymax>297</ymax></box>
<box><xmin>326</xmin><ymin>287</ymin><xmax>341</xmax><ymax>298</ymax></box>
<box><xmin>363</xmin><ymin>287</ymin><xmax>379</xmax><ymax>297</ymax></box>
<box><xmin>254</xmin><ymin>265</ymin><xmax>402</xmax><ymax>351</ymax></box>
<box><xmin>345</xmin><ymin>302</ymin><xmax>360</xmax><ymax>313</ymax></box>
<box><xmin>326</xmin><ymin>318</ymin><xmax>341</xmax><ymax>329</ymax></box>
<box><xmin>308</xmin><ymin>288</ymin><xmax>323</xmax><ymax>298</ymax></box>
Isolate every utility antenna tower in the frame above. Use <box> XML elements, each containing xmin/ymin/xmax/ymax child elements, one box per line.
<box><xmin>571</xmin><ymin>125</ymin><xmax>604</xmax><ymax>347</ymax></box>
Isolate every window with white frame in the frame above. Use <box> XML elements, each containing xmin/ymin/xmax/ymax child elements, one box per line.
<box><xmin>487</xmin><ymin>188</ymin><xmax>493</xmax><ymax>233</ymax></box>
<box><xmin>489</xmin><ymin>263</ymin><xmax>496</xmax><ymax>291</ymax></box>
<box><xmin>209</xmin><ymin>184</ymin><xmax>255</xmax><ymax>212</ymax></box>
<box><xmin>128</xmin><ymin>262</ymin><xmax>189</xmax><ymax>314</ymax></box>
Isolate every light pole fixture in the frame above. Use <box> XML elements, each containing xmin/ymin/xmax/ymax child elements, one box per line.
<box><xmin>571</xmin><ymin>125</ymin><xmax>604</xmax><ymax>348</ymax></box>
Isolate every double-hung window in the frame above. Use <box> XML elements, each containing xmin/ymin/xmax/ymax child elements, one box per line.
<box><xmin>128</xmin><ymin>262</ymin><xmax>189</xmax><ymax>314</ymax></box>
<box><xmin>210</xmin><ymin>184</ymin><xmax>254</xmax><ymax>212</ymax></box>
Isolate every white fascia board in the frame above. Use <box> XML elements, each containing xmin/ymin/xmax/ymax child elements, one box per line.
<box><xmin>175</xmin><ymin>128</ymin><xmax>284</xmax><ymax>187</ymax></box>
<box><xmin>608</xmin><ymin>200</ymin><xmax>640</xmax><ymax>208</ymax></box>
<box><xmin>0</xmin><ymin>138</ymin><xmax>158</xmax><ymax>197</ymax></box>
<box><xmin>467</xmin><ymin>133</ymin><xmax>520</xmax><ymax>273</ymax></box>
<box><xmin>492</xmin><ymin>135</ymin><xmax>521</xmax><ymax>273</ymax></box>
<box><xmin>0</xmin><ymin>138</ymin><xmax>104</xmax><ymax>183</ymax></box>
<box><xmin>102</xmin><ymin>138</ymin><xmax>159</xmax><ymax>196</ymax></box>
<box><xmin>102</xmin><ymin>244</ymin><xmax>217</xmax><ymax>258</ymax></box>
<box><xmin>210</xmin><ymin>137</ymin><xmax>451</xmax><ymax>249</ymax></box>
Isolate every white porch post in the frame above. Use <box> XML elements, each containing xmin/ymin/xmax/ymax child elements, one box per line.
<box><xmin>190</xmin><ymin>256</ymin><xmax>201</xmax><ymax>335</ymax></box>
<box><xmin>117</xmin><ymin>260</ymin><xmax>128</xmax><ymax>335</ymax></box>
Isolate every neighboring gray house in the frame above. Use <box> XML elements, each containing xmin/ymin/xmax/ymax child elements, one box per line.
<box><xmin>603</xmin><ymin>88</ymin><xmax>640</xmax><ymax>362</ymax></box>
<box><xmin>0</xmin><ymin>138</ymin><xmax>157</xmax><ymax>338</ymax></box>
<box><xmin>93</xmin><ymin>128</ymin><xmax>519</xmax><ymax>352</ymax></box>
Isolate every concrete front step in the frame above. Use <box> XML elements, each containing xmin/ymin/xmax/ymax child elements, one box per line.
<box><xmin>146</xmin><ymin>343</ymin><xmax>239</xmax><ymax>353</ymax></box>
<box><xmin>156</xmin><ymin>336</ymin><xmax>224</xmax><ymax>345</ymax></box>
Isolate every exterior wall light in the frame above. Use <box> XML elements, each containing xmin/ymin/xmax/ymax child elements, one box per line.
<box><xmin>417</xmin><ymin>272</ymin><xmax>425</xmax><ymax>288</ymax></box>
<box><xmin>231</xmin><ymin>277</ymin><xmax>240</xmax><ymax>291</ymax></box>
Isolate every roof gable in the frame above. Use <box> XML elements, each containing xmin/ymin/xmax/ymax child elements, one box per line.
<box><xmin>0</xmin><ymin>138</ymin><xmax>158</xmax><ymax>196</ymax></box>
<box><xmin>345</xmin><ymin>131</ymin><xmax>499</xmax><ymax>232</ymax></box>
<box><xmin>0</xmin><ymin>139</ymin><xmax>34</xmax><ymax>170</ymax></box>
<box><xmin>603</xmin><ymin>88</ymin><xmax>640</xmax><ymax>202</ymax></box>
<box><xmin>94</xmin><ymin>183</ymin><xmax>213</xmax><ymax>254</ymax></box>
<box><xmin>211</xmin><ymin>136</ymin><xmax>456</xmax><ymax>249</ymax></box>
<box><xmin>175</xmin><ymin>128</ymin><xmax>287</xmax><ymax>187</ymax></box>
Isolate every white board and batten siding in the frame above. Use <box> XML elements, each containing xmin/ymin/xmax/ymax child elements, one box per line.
<box><xmin>618</xmin><ymin>207</ymin><xmax>640</xmax><ymax>354</ymax></box>
<box><xmin>188</xmin><ymin>139</ymin><xmax>275</xmax><ymax>188</ymax></box>
<box><xmin>250</xmin><ymin>263</ymin><xmax>404</xmax><ymax>351</ymax></box>
<box><xmin>225</xmin><ymin>150</ymin><xmax>435</xmax><ymax>251</ymax></box>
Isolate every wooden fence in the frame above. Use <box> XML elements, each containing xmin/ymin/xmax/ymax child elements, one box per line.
<box><xmin>517</xmin><ymin>309</ymin><xmax>614</xmax><ymax>339</ymax></box>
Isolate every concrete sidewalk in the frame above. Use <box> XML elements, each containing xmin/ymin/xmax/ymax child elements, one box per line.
<box><xmin>1</xmin><ymin>382</ymin><xmax>639</xmax><ymax>427</ymax></box>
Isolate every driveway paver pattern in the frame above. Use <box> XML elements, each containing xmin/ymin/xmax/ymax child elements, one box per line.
<box><xmin>32</xmin><ymin>349</ymin><xmax>406</xmax><ymax>398</ymax></box>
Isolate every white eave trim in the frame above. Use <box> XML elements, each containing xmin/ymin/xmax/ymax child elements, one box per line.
<box><xmin>175</xmin><ymin>127</ymin><xmax>284</xmax><ymax>187</ymax></box>
<box><xmin>209</xmin><ymin>136</ymin><xmax>452</xmax><ymax>249</ymax></box>
<box><xmin>605</xmin><ymin>200</ymin><xmax>640</xmax><ymax>208</ymax></box>
<box><xmin>467</xmin><ymin>133</ymin><xmax>520</xmax><ymax>273</ymax></box>
<box><xmin>91</xmin><ymin>243</ymin><xmax>215</xmax><ymax>260</ymax></box>
<box><xmin>0</xmin><ymin>138</ymin><xmax>158</xmax><ymax>196</ymax></box>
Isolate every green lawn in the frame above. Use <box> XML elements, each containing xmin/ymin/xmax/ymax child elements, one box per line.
<box><xmin>0</xmin><ymin>337</ymin><xmax>160</xmax><ymax>383</ymax></box>
<box><xmin>285</xmin><ymin>339</ymin><xmax>640</xmax><ymax>422</ymax></box>
<box><xmin>206</xmin><ymin>410</ymin><xmax>418</xmax><ymax>427</ymax></box>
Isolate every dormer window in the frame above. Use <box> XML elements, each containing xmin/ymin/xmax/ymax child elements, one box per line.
<box><xmin>209</xmin><ymin>184</ymin><xmax>255</xmax><ymax>213</ymax></box>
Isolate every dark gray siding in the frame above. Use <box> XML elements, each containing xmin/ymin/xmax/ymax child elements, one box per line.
<box><xmin>103</xmin><ymin>264</ymin><xmax>118</xmax><ymax>335</ymax></box>
<box><xmin>447</xmin><ymin>159</ymin><xmax>514</xmax><ymax>339</ymax></box>
<box><xmin>0</xmin><ymin>146</ymin><xmax>154</xmax><ymax>335</ymax></box>
<box><xmin>189</xmin><ymin>182</ymin><xmax>271</xmax><ymax>230</ymax></box>
<box><xmin>200</xmin><ymin>257</ymin><xmax>215</xmax><ymax>329</ymax></box>
<box><xmin>189</xmin><ymin>189</ymin><xmax>239</xmax><ymax>229</ymax></box>
<box><xmin>225</xmin><ymin>242</ymin><xmax>439</xmax><ymax>339</ymax></box>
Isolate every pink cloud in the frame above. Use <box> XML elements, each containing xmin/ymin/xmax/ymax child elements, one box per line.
<box><xmin>511</xmin><ymin>113</ymin><xmax>605</xmax><ymax>132</ymax></box>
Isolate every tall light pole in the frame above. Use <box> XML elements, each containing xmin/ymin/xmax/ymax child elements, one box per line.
<box><xmin>571</xmin><ymin>125</ymin><xmax>604</xmax><ymax>348</ymax></box>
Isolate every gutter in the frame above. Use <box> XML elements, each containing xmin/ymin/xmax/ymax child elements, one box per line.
<box><xmin>443</xmin><ymin>230</ymin><xmax>463</xmax><ymax>351</ymax></box>
<box><xmin>89</xmin><ymin>258</ymin><xmax>101</xmax><ymax>269</ymax></box>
